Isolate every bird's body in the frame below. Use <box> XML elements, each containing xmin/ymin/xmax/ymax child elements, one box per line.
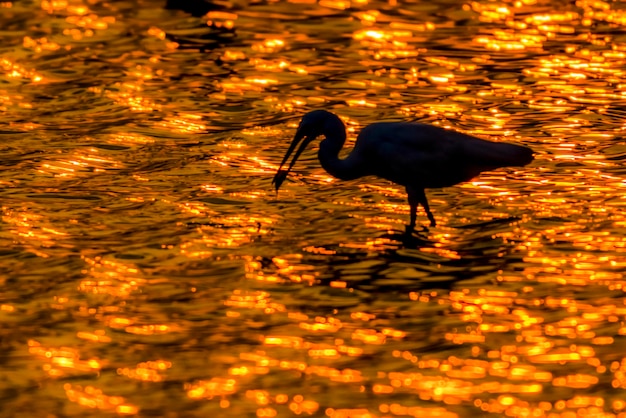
<box><xmin>342</xmin><ymin>122</ymin><xmax>532</xmax><ymax>188</ymax></box>
<box><xmin>273</xmin><ymin>110</ymin><xmax>533</xmax><ymax>232</ymax></box>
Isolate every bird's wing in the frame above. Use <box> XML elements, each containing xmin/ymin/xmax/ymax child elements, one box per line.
<box><xmin>353</xmin><ymin>122</ymin><xmax>530</xmax><ymax>188</ymax></box>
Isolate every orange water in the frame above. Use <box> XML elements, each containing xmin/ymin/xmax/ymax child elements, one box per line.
<box><xmin>2</xmin><ymin>0</ymin><xmax>626</xmax><ymax>416</ymax></box>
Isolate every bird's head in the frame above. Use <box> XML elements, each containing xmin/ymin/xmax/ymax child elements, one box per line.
<box><xmin>272</xmin><ymin>110</ymin><xmax>335</xmax><ymax>191</ymax></box>
<box><xmin>294</xmin><ymin>110</ymin><xmax>331</xmax><ymax>138</ymax></box>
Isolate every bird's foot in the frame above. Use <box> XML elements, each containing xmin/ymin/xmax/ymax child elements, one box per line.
<box><xmin>404</xmin><ymin>224</ymin><xmax>429</xmax><ymax>236</ymax></box>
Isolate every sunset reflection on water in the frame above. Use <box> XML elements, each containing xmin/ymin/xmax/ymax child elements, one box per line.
<box><xmin>3</xmin><ymin>0</ymin><xmax>626</xmax><ymax>416</ymax></box>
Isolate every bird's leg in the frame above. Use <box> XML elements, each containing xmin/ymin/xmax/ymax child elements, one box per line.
<box><xmin>406</xmin><ymin>186</ymin><xmax>436</xmax><ymax>231</ymax></box>
<box><xmin>416</xmin><ymin>188</ymin><xmax>436</xmax><ymax>227</ymax></box>
<box><xmin>405</xmin><ymin>187</ymin><xmax>419</xmax><ymax>234</ymax></box>
<box><xmin>407</xmin><ymin>201</ymin><xmax>417</xmax><ymax>234</ymax></box>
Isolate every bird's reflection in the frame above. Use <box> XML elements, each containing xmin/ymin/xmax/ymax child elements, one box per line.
<box><xmin>379</xmin><ymin>228</ymin><xmax>431</xmax><ymax>248</ymax></box>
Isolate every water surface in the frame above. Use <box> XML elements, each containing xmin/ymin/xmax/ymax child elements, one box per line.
<box><xmin>2</xmin><ymin>0</ymin><xmax>626</xmax><ymax>416</ymax></box>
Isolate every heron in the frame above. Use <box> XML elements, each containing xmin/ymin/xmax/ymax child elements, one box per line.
<box><xmin>272</xmin><ymin>110</ymin><xmax>533</xmax><ymax>233</ymax></box>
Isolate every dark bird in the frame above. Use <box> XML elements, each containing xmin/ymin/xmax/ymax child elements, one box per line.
<box><xmin>272</xmin><ymin>110</ymin><xmax>533</xmax><ymax>233</ymax></box>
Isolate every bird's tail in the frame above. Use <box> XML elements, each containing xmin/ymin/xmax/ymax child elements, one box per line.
<box><xmin>476</xmin><ymin>142</ymin><xmax>534</xmax><ymax>169</ymax></box>
<box><xmin>499</xmin><ymin>143</ymin><xmax>534</xmax><ymax>167</ymax></box>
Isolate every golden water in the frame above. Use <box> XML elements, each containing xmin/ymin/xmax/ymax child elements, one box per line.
<box><xmin>2</xmin><ymin>0</ymin><xmax>626</xmax><ymax>416</ymax></box>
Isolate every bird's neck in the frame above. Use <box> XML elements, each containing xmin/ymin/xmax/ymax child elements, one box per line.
<box><xmin>318</xmin><ymin>122</ymin><xmax>362</xmax><ymax>181</ymax></box>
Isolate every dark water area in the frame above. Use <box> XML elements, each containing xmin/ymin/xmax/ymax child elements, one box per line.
<box><xmin>2</xmin><ymin>0</ymin><xmax>626</xmax><ymax>416</ymax></box>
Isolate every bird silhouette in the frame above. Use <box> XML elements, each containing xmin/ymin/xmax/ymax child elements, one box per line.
<box><xmin>272</xmin><ymin>110</ymin><xmax>533</xmax><ymax>233</ymax></box>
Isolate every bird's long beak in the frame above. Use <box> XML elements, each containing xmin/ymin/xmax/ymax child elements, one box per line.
<box><xmin>272</xmin><ymin>129</ymin><xmax>314</xmax><ymax>191</ymax></box>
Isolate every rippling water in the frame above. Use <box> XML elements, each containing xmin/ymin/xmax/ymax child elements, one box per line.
<box><xmin>3</xmin><ymin>0</ymin><xmax>626</xmax><ymax>416</ymax></box>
